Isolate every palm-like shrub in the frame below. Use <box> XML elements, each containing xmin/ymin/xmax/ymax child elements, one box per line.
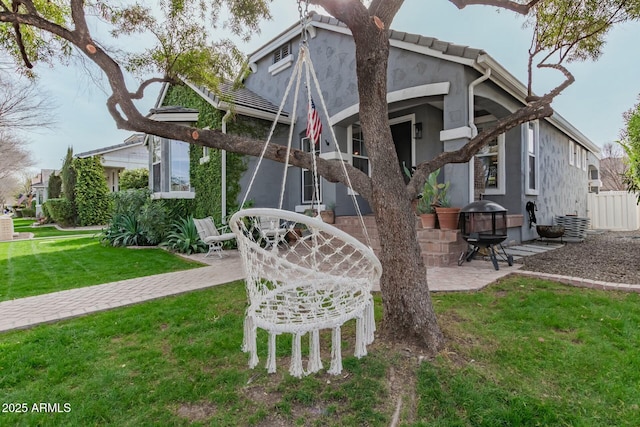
<box><xmin>161</xmin><ymin>217</ymin><xmax>206</xmax><ymax>254</ymax></box>
<box><xmin>101</xmin><ymin>213</ymin><xmax>147</xmax><ymax>247</ymax></box>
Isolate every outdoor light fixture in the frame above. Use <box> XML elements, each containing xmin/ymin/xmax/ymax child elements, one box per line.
<box><xmin>414</xmin><ymin>122</ymin><xmax>423</xmax><ymax>139</ymax></box>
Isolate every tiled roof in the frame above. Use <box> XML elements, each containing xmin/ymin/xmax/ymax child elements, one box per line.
<box><xmin>194</xmin><ymin>81</ymin><xmax>288</xmax><ymax>117</ymax></box>
<box><xmin>310</xmin><ymin>13</ymin><xmax>485</xmax><ymax>61</ymax></box>
<box><xmin>75</xmin><ymin>134</ymin><xmax>145</xmax><ymax>158</ymax></box>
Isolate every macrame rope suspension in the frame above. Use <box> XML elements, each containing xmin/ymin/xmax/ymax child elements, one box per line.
<box><xmin>239</xmin><ymin>48</ymin><xmax>306</xmax><ymax>209</ymax></box>
<box><xmin>305</xmin><ymin>52</ymin><xmax>373</xmax><ymax>247</ymax></box>
<box><xmin>278</xmin><ymin>55</ymin><xmax>305</xmax><ymax>209</ymax></box>
<box><xmin>230</xmin><ymin>12</ymin><xmax>382</xmax><ymax>378</ymax></box>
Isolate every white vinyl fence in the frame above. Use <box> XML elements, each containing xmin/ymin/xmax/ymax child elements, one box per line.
<box><xmin>587</xmin><ymin>191</ymin><xmax>640</xmax><ymax>231</ymax></box>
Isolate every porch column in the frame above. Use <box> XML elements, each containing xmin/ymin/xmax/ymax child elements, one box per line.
<box><xmin>440</xmin><ymin>76</ymin><xmax>472</xmax><ymax>207</ymax></box>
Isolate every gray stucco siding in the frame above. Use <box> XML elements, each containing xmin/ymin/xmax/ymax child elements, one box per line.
<box><xmin>518</xmin><ymin>120</ymin><xmax>592</xmax><ymax>242</ymax></box>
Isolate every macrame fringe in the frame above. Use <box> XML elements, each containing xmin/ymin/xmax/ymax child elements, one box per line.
<box><xmin>307</xmin><ymin>329</ymin><xmax>323</xmax><ymax>374</ymax></box>
<box><xmin>327</xmin><ymin>326</ymin><xmax>342</xmax><ymax>375</ymax></box>
<box><xmin>266</xmin><ymin>332</ymin><xmax>277</xmax><ymax>374</ymax></box>
<box><xmin>243</xmin><ymin>315</ymin><xmax>258</xmax><ymax>369</ymax></box>
<box><xmin>355</xmin><ymin>314</ymin><xmax>367</xmax><ymax>358</ymax></box>
<box><xmin>365</xmin><ymin>296</ymin><xmax>376</xmax><ymax>345</ymax></box>
<box><xmin>290</xmin><ymin>333</ymin><xmax>304</xmax><ymax>378</ymax></box>
<box><xmin>355</xmin><ymin>298</ymin><xmax>376</xmax><ymax>358</ymax></box>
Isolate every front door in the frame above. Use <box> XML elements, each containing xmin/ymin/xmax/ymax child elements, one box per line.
<box><xmin>391</xmin><ymin>120</ymin><xmax>413</xmax><ymax>183</ymax></box>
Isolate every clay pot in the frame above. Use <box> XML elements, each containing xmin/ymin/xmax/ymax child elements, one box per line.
<box><xmin>435</xmin><ymin>207</ymin><xmax>461</xmax><ymax>230</ymax></box>
<box><xmin>419</xmin><ymin>213</ymin><xmax>436</xmax><ymax>229</ymax></box>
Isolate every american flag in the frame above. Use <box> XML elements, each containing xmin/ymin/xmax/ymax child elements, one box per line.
<box><xmin>306</xmin><ymin>98</ymin><xmax>322</xmax><ymax>146</ymax></box>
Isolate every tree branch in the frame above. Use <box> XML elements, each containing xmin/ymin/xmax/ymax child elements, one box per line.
<box><xmin>129</xmin><ymin>77</ymin><xmax>170</xmax><ymax>100</ymax></box>
<box><xmin>449</xmin><ymin>0</ymin><xmax>542</xmax><ymax>14</ymax></box>
<box><xmin>407</xmin><ymin>99</ymin><xmax>554</xmax><ymax>198</ymax></box>
<box><xmin>11</xmin><ymin>1</ymin><xmax>33</xmax><ymax>68</ymax></box>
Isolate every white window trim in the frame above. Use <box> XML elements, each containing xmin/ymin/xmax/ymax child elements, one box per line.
<box><xmin>268</xmin><ymin>54</ymin><xmax>293</xmax><ymax>76</ymax></box>
<box><xmin>346</xmin><ymin>124</ymin><xmax>371</xmax><ymax>196</ymax></box>
<box><xmin>347</xmin><ymin>124</ymin><xmax>371</xmax><ymax>175</ymax></box>
<box><xmin>389</xmin><ymin>114</ymin><xmax>417</xmax><ymax>169</ymax></box>
<box><xmin>525</xmin><ymin>121</ymin><xmax>540</xmax><ymax>196</ymax></box>
<box><xmin>151</xmin><ymin>191</ymin><xmax>196</xmax><ymax>200</ymax></box>
<box><xmin>569</xmin><ymin>140</ymin><xmax>575</xmax><ymax>166</ymax></box>
<box><xmin>301</xmin><ymin>137</ymin><xmax>322</xmax><ymax>204</ymax></box>
<box><xmin>582</xmin><ymin>149</ymin><xmax>587</xmax><ymax>171</ymax></box>
<box><xmin>475</xmin><ymin>132</ymin><xmax>506</xmax><ymax>195</ymax></box>
<box><xmin>575</xmin><ymin>144</ymin><xmax>581</xmax><ymax>169</ymax></box>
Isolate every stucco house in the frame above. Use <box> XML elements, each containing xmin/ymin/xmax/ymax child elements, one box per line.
<box><xmin>148</xmin><ymin>13</ymin><xmax>601</xmax><ymax>259</ymax></box>
<box><xmin>75</xmin><ymin>133</ymin><xmax>148</xmax><ymax>192</ymax></box>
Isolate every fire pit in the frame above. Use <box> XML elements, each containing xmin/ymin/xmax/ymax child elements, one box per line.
<box><xmin>457</xmin><ymin>200</ymin><xmax>513</xmax><ymax>270</ymax></box>
<box><xmin>536</xmin><ymin>225</ymin><xmax>565</xmax><ymax>243</ymax></box>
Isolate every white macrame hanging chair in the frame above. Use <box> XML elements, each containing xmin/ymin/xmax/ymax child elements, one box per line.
<box><xmin>229</xmin><ymin>15</ymin><xmax>382</xmax><ymax>378</ymax></box>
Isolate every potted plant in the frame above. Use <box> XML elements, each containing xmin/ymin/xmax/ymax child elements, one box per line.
<box><xmin>416</xmin><ymin>169</ymin><xmax>447</xmax><ymax>229</ymax></box>
<box><xmin>320</xmin><ymin>202</ymin><xmax>335</xmax><ymax>224</ymax></box>
<box><xmin>432</xmin><ymin>181</ymin><xmax>461</xmax><ymax>230</ymax></box>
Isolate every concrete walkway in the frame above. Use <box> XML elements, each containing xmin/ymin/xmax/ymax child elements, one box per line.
<box><xmin>0</xmin><ymin>251</ymin><xmax>244</xmax><ymax>333</ymax></box>
<box><xmin>1</xmin><ymin>242</ymin><xmax>636</xmax><ymax>334</ymax></box>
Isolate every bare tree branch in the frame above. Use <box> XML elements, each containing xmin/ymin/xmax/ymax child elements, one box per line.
<box><xmin>0</xmin><ymin>74</ymin><xmax>56</xmax><ymax>131</ymax></box>
<box><xmin>0</xmin><ymin>130</ymin><xmax>33</xmax><ymax>181</ymax></box>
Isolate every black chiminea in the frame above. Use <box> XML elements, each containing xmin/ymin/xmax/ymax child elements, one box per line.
<box><xmin>457</xmin><ymin>200</ymin><xmax>513</xmax><ymax>270</ymax></box>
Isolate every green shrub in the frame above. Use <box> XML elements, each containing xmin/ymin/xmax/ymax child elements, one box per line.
<box><xmin>60</xmin><ymin>147</ymin><xmax>77</xmax><ymax>223</ymax></box>
<box><xmin>21</xmin><ymin>208</ymin><xmax>36</xmax><ymax>218</ymax></box>
<box><xmin>103</xmin><ymin>189</ymin><xmax>169</xmax><ymax>246</ymax></box>
<box><xmin>74</xmin><ymin>157</ymin><xmax>111</xmax><ymax>226</ymax></box>
<box><xmin>101</xmin><ymin>213</ymin><xmax>148</xmax><ymax>247</ymax></box>
<box><xmin>162</xmin><ymin>198</ymin><xmax>196</xmax><ymax>223</ymax></box>
<box><xmin>160</xmin><ymin>217</ymin><xmax>206</xmax><ymax>254</ymax></box>
<box><xmin>119</xmin><ymin>168</ymin><xmax>149</xmax><ymax>190</ymax></box>
<box><xmin>44</xmin><ymin>198</ymin><xmax>76</xmax><ymax>225</ymax></box>
<box><xmin>47</xmin><ymin>173</ymin><xmax>62</xmax><ymax>199</ymax></box>
<box><xmin>138</xmin><ymin>201</ymin><xmax>170</xmax><ymax>245</ymax></box>
<box><xmin>110</xmin><ymin>189</ymin><xmax>150</xmax><ymax>216</ymax></box>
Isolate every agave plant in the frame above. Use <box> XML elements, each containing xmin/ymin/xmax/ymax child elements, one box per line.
<box><xmin>101</xmin><ymin>213</ymin><xmax>147</xmax><ymax>247</ymax></box>
<box><xmin>161</xmin><ymin>217</ymin><xmax>206</xmax><ymax>255</ymax></box>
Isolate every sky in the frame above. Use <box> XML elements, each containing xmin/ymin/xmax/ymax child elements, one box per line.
<box><xmin>21</xmin><ymin>0</ymin><xmax>640</xmax><ymax>171</ymax></box>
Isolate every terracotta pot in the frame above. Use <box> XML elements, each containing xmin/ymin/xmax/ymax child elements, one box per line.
<box><xmin>435</xmin><ymin>207</ymin><xmax>461</xmax><ymax>230</ymax></box>
<box><xmin>419</xmin><ymin>213</ymin><xmax>436</xmax><ymax>229</ymax></box>
<box><xmin>287</xmin><ymin>228</ymin><xmax>303</xmax><ymax>243</ymax></box>
<box><xmin>320</xmin><ymin>210</ymin><xmax>335</xmax><ymax>224</ymax></box>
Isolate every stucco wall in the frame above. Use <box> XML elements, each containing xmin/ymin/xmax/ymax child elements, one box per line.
<box><xmin>519</xmin><ymin>121</ymin><xmax>595</xmax><ymax>241</ymax></box>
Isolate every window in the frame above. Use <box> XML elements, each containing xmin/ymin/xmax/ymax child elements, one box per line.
<box><xmin>170</xmin><ymin>140</ymin><xmax>190</xmax><ymax>191</ymax></box>
<box><xmin>152</xmin><ymin>136</ymin><xmax>162</xmax><ymax>193</ymax></box>
<box><xmin>301</xmin><ymin>137</ymin><xmax>321</xmax><ymax>203</ymax></box>
<box><xmin>474</xmin><ymin>126</ymin><xmax>505</xmax><ymax>195</ymax></box>
<box><xmin>569</xmin><ymin>140</ymin><xmax>575</xmax><ymax>166</ymax></box>
<box><xmin>575</xmin><ymin>144</ymin><xmax>581</xmax><ymax>169</ymax></box>
<box><xmin>273</xmin><ymin>43</ymin><xmax>291</xmax><ymax>64</ymax></box>
<box><xmin>149</xmin><ymin>137</ymin><xmax>194</xmax><ymax>198</ymax></box>
<box><xmin>268</xmin><ymin>43</ymin><xmax>294</xmax><ymax>75</ymax></box>
<box><xmin>349</xmin><ymin>124</ymin><xmax>370</xmax><ymax>175</ymax></box>
<box><xmin>525</xmin><ymin>121</ymin><xmax>539</xmax><ymax>195</ymax></box>
<box><xmin>582</xmin><ymin>149</ymin><xmax>587</xmax><ymax>171</ymax></box>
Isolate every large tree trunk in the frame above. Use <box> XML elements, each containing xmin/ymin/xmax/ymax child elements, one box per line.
<box><xmin>352</xmin><ymin>18</ymin><xmax>445</xmax><ymax>352</ymax></box>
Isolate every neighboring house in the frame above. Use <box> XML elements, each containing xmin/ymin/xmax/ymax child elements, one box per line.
<box><xmin>148</xmin><ymin>13</ymin><xmax>600</xmax><ymax>245</ymax></box>
<box><xmin>31</xmin><ymin>169</ymin><xmax>59</xmax><ymax>216</ymax></box>
<box><xmin>75</xmin><ymin>134</ymin><xmax>148</xmax><ymax>192</ymax></box>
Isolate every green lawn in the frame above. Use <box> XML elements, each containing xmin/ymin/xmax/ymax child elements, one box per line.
<box><xmin>1</xmin><ymin>277</ymin><xmax>639</xmax><ymax>426</ymax></box>
<box><xmin>0</xmin><ymin>236</ymin><xmax>203</xmax><ymax>301</ymax></box>
<box><xmin>12</xmin><ymin>218</ymin><xmax>99</xmax><ymax>238</ymax></box>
